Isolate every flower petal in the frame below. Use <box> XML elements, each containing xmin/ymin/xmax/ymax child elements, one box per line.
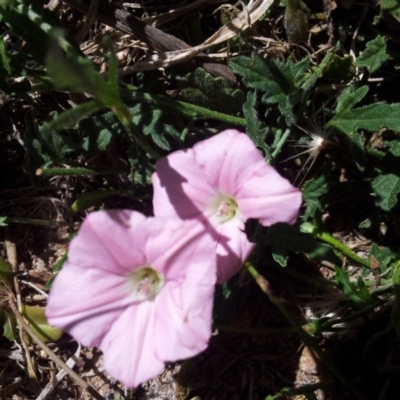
<box><xmin>212</xmin><ymin>219</ymin><xmax>255</xmax><ymax>283</ymax></box>
<box><xmin>68</xmin><ymin>210</ymin><xmax>148</xmax><ymax>274</ymax></box>
<box><xmin>191</xmin><ymin>130</ymin><xmax>267</xmax><ymax>196</ymax></box>
<box><xmin>46</xmin><ymin>262</ymin><xmax>131</xmax><ymax>347</ymax></box>
<box><xmin>101</xmin><ymin>301</ymin><xmax>165</xmax><ymax>387</ymax></box>
<box><xmin>46</xmin><ymin>210</ymin><xmax>218</xmax><ymax>387</ymax></box>
<box><xmin>236</xmin><ymin>166</ymin><xmax>302</xmax><ymax>226</ymax></box>
<box><xmin>152</xmin><ymin>153</ymin><xmax>214</xmax><ymax>220</ymax></box>
<box><xmin>154</xmin><ymin>238</ymin><xmax>216</xmax><ymax>360</ymax></box>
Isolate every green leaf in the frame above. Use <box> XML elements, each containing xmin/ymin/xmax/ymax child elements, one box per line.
<box><xmin>40</xmin><ymin>100</ymin><xmax>103</xmax><ymax>135</ymax></box>
<box><xmin>0</xmin><ymin>216</ymin><xmax>7</xmax><ymax>226</ymax></box>
<box><xmin>356</xmin><ymin>36</ymin><xmax>388</xmax><ymax>74</ymax></box>
<box><xmin>266</xmin><ymin>223</ymin><xmax>340</xmax><ymax>266</ymax></box>
<box><xmin>334</xmin><ymin>85</ymin><xmax>369</xmax><ymax>115</ymax></box>
<box><xmin>0</xmin><ymin>0</ymin><xmax>17</xmax><ymax>5</ymax></box>
<box><xmin>0</xmin><ymin>33</ymin><xmax>12</xmax><ymax>76</ymax></box>
<box><xmin>284</xmin><ymin>0</ymin><xmax>310</xmax><ymax>43</ymax></box>
<box><xmin>329</xmin><ymin>101</ymin><xmax>400</xmax><ymax>134</ymax></box>
<box><xmin>71</xmin><ymin>190</ymin><xmax>134</xmax><ymax>213</ymax></box>
<box><xmin>321</xmin><ymin>55</ymin><xmax>355</xmax><ymax>81</ymax></box>
<box><xmin>392</xmin><ymin>261</ymin><xmax>400</xmax><ymax>344</ymax></box>
<box><xmin>22</xmin><ymin>305</ymin><xmax>62</xmax><ymax>343</ymax></box>
<box><xmin>302</xmin><ymin>174</ymin><xmax>331</xmax><ymax>219</ymax></box>
<box><xmin>0</xmin><ymin>256</ymin><xmax>13</xmax><ymax>289</ymax></box>
<box><xmin>45</xmin><ymin>253</ymin><xmax>68</xmax><ymax>290</ymax></box>
<box><xmin>388</xmin><ymin>141</ymin><xmax>400</xmax><ymax>157</ymax></box>
<box><xmin>380</xmin><ymin>0</ymin><xmax>400</xmax><ymax>22</ymax></box>
<box><xmin>370</xmin><ymin>243</ymin><xmax>397</xmax><ymax>273</ymax></box>
<box><xmin>371</xmin><ymin>173</ymin><xmax>400</xmax><ymax>210</ymax></box>
<box><xmin>176</xmin><ymin>68</ymin><xmax>245</xmax><ymax>115</ymax></box>
<box><xmin>46</xmin><ymin>31</ymin><xmax>110</xmax><ymax>101</ymax></box>
<box><xmin>1</xmin><ymin>310</ymin><xmax>17</xmax><ymax>341</ymax></box>
<box><xmin>0</xmin><ymin>6</ymin><xmax>49</xmax><ymax>60</ymax></box>
<box><xmin>230</xmin><ymin>53</ymin><xmax>309</xmax><ymax>125</ymax></box>
<box><xmin>242</xmin><ymin>91</ymin><xmax>269</xmax><ymax>152</ymax></box>
<box><xmin>339</xmin><ymin>131</ymin><xmax>366</xmax><ymax>170</ymax></box>
<box><xmin>334</xmin><ymin>266</ymin><xmax>373</xmax><ymax>306</ymax></box>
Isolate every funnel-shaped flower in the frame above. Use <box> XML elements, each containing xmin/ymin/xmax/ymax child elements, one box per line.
<box><xmin>46</xmin><ymin>210</ymin><xmax>216</xmax><ymax>387</ymax></box>
<box><xmin>152</xmin><ymin>130</ymin><xmax>302</xmax><ymax>283</ymax></box>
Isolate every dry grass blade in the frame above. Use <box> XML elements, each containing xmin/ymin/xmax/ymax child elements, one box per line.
<box><xmin>36</xmin><ymin>344</ymin><xmax>82</xmax><ymax>400</ymax></box>
<box><xmin>143</xmin><ymin>0</ymin><xmax>224</xmax><ymax>26</ymax></box>
<box><xmin>119</xmin><ymin>0</ymin><xmax>274</xmax><ymax>76</ymax></box>
<box><xmin>76</xmin><ymin>0</ymin><xmax>100</xmax><ymax>43</ymax></box>
<box><xmin>4</xmin><ymin>229</ymin><xmax>37</xmax><ymax>380</ymax></box>
<box><xmin>7</xmin><ymin>297</ymin><xmax>106</xmax><ymax>400</ymax></box>
<box><xmin>202</xmin><ymin>0</ymin><xmax>273</xmax><ymax>46</ymax></box>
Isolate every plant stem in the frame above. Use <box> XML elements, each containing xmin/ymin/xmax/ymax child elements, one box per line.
<box><xmin>36</xmin><ymin>166</ymin><xmax>126</xmax><ymax>176</ymax></box>
<box><xmin>2</xmin><ymin>217</ymin><xmax>76</xmax><ymax>228</ymax></box>
<box><xmin>301</xmin><ymin>222</ymin><xmax>371</xmax><ymax>269</ymax></box>
<box><xmin>122</xmin><ymin>87</ymin><xmax>247</xmax><ymax>127</ymax></box>
<box><xmin>271</xmin><ymin>128</ymin><xmax>291</xmax><ymax>160</ymax></box>
<box><xmin>115</xmin><ymin>104</ymin><xmax>161</xmax><ymax>159</ymax></box>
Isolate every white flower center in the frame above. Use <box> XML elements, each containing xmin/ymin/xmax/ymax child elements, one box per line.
<box><xmin>129</xmin><ymin>267</ymin><xmax>164</xmax><ymax>302</ymax></box>
<box><xmin>212</xmin><ymin>194</ymin><xmax>238</xmax><ymax>224</ymax></box>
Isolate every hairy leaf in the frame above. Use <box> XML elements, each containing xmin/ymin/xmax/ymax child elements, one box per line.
<box><xmin>372</xmin><ymin>173</ymin><xmax>400</xmax><ymax>211</ymax></box>
<box><xmin>266</xmin><ymin>223</ymin><xmax>340</xmax><ymax>266</ymax></box>
<box><xmin>356</xmin><ymin>35</ymin><xmax>388</xmax><ymax>74</ymax></box>
<box><xmin>334</xmin><ymin>266</ymin><xmax>373</xmax><ymax>306</ymax></box>
<box><xmin>370</xmin><ymin>243</ymin><xmax>397</xmax><ymax>273</ymax></box>
<box><xmin>302</xmin><ymin>174</ymin><xmax>331</xmax><ymax>219</ymax></box>
<box><xmin>330</xmin><ymin>101</ymin><xmax>400</xmax><ymax>134</ymax></box>
<box><xmin>242</xmin><ymin>91</ymin><xmax>269</xmax><ymax>153</ymax></box>
<box><xmin>230</xmin><ymin>53</ymin><xmax>309</xmax><ymax>125</ymax></box>
<box><xmin>0</xmin><ymin>256</ymin><xmax>13</xmax><ymax>288</ymax></box>
<box><xmin>334</xmin><ymin>85</ymin><xmax>369</xmax><ymax>115</ymax></box>
<box><xmin>175</xmin><ymin>68</ymin><xmax>245</xmax><ymax>114</ymax></box>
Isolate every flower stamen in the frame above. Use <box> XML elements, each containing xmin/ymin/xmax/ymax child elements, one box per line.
<box><xmin>129</xmin><ymin>267</ymin><xmax>164</xmax><ymax>302</ymax></box>
<box><xmin>212</xmin><ymin>195</ymin><xmax>238</xmax><ymax>224</ymax></box>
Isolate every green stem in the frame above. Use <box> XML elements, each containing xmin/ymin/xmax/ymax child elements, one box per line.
<box><xmin>213</xmin><ymin>323</ymin><xmax>296</xmax><ymax>334</ymax></box>
<box><xmin>320</xmin><ymin>296</ymin><xmax>391</xmax><ymax>330</ymax></box>
<box><xmin>271</xmin><ymin>128</ymin><xmax>291</xmax><ymax>160</ymax></box>
<box><xmin>122</xmin><ymin>87</ymin><xmax>247</xmax><ymax>127</ymax></box>
<box><xmin>36</xmin><ymin>166</ymin><xmax>126</xmax><ymax>176</ymax></box>
<box><xmin>2</xmin><ymin>217</ymin><xmax>75</xmax><ymax>227</ymax></box>
<box><xmin>245</xmin><ymin>262</ymin><xmax>367</xmax><ymax>400</ymax></box>
<box><xmin>301</xmin><ymin>222</ymin><xmax>371</xmax><ymax>269</ymax></box>
<box><xmin>366</xmin><ymin>147</ymin><xmax>386</xmax><ymax>159</ymax></box>
<box><xmin>115</xmin><ymin>104</ymin><xmax>161</xmax><ymax>159</ymax></box>
<box><xmin>271</xmin><ymin>381</ymin><xmax>334</xmax><ymax>399</ymax></box>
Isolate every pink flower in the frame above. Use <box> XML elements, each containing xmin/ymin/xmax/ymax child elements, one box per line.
<box><xmin>152</xmin><ymin>130</ymin><xmax>302</xmax><ymax>283</ymax></box>
<box><xmin>46</xmin><ymin>210</ymin><xmax>216</xmax><ymax>387</ymax></box>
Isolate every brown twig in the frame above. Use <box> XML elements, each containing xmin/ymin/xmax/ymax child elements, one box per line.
<box><xmin>4</xmin><ymin>228</ymin><xmax>38</xmax><ymax>380</ymax></box>
<box><xmin>61</xmin><ymin>0</ymin><xmax>237</xmax><ymax>84</ymax></box>
<box><xmin>8</xmin><ymin>296</ymin><xmax>106</xmax><ymax>400</ymax></box>
<box><xmin>76</xmin><ymin>0</ymin><xmax>99</xmax><ymax>43</ymax></box>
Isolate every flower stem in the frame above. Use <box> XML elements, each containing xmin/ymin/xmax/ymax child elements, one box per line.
<box><xmin>301</xmin><ymin>221</ymin><xmax>370</xmax><ymax>269</ymax></box>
